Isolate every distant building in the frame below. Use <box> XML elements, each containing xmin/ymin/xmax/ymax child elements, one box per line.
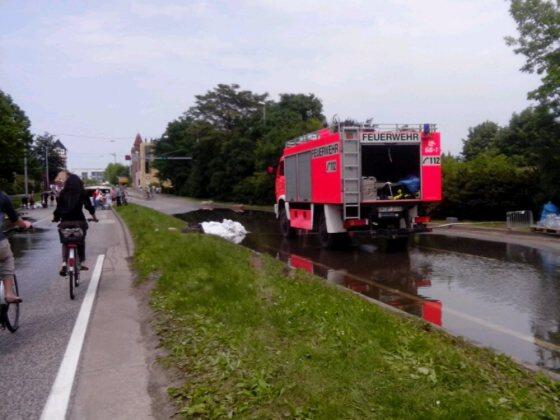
<box><xmin>53</xmin><ymin>140</ymin><xmax>67</xmax><ymax>168</ymax></box>
<box><xmin>73</xmin><ymin>168</ymin><xmax>105</xmax><ymax>183</ymax></box>
<box><xmin>130</xmin><ymin>134</ymin><xmax>142</xmax><ymax>186</ymax></box>
<box><xmin>130</xmin><ymin>133</ymin><xmax>159</xmax><ymax>189</ymax></box>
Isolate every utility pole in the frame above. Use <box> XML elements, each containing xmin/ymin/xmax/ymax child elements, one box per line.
<box><xmin>23</xmin><ymin>150</ymin><xmax>29</xmax><ymax>197</ymax></box>
<box><xmin>45</xmin><ymin>146</ymin><xmax>49</xmax><ymax>191</ymax></box>
<box><xmin>109</xmin><ymin>152</ymin><xmax>117</xmax><ymax>163</ymax></box>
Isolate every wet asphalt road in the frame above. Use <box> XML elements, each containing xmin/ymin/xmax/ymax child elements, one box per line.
<box><xmin>0</xmin><ymin>207</ymin><xmax>113</xmax><ymax>419</ymax></box>
<box><xmin>176</xmin><ymin>208</ymin><xmax>560</xmax><ymax>373</ymax></box>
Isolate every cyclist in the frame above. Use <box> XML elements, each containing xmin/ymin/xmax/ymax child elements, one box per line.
<box><xmin>0</xmin><ymin>191</ymin><xmax>32</xmax><ymax>303</ymax></box>
<box><xmin>53</xmin><ymin>173</ymin><xmax>98</xmax><ymax>276</ymax></box>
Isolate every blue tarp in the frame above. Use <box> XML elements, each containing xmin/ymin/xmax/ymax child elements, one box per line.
<box><xmin>397</xmin><ymin>176</ymin><xmax>420</xmax><ymax>194</ymax></box>
<box><xmin>540</xmin><ymin>201</ymin><xmax>559</xmax><ymax>222</ymax></box>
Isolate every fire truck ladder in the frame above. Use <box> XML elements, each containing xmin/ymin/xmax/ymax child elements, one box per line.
<box><xmin>341</xmin><ymin>127</ymin><xmax>361</xmax><ymax>219</ymax></box>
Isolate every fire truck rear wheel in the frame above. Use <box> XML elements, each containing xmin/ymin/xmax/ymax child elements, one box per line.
<box><xmin>318</xmin><ymin>213</ymin><xmax>349</xmax><ymax>249</ymax></box>
<box><xmin>279</xmin><ymin>207</ymin><xmax>296</xmax><ymax>239</ymax></box>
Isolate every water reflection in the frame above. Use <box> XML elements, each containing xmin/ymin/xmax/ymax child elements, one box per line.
<box><xmin>176</xmin><ymin>209</ymin><xmax>560</xmax><ymax>372</ymax></box>
<box><xmin>8</xmin><ymin>227</ymin><xmax>49</xmax><ymax>259</ymax></box>
<box><xmin>282</xmin><ymin>250</ymin><xmax>442</xmax><ymax>326</ymax></box>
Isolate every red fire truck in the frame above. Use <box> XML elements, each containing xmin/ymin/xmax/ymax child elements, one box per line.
<box><xmin>272</xmin><ymin>122</ymin><xmax>442</xmax><ymax>249</ymax></box>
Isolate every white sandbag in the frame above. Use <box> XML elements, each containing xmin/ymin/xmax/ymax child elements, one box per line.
<box><xmin>542</xmin><ymin>214</ymin><xmax>560</xmax><ymax>229</ymax></box>
<box><xmin>200</xmin><ymin>219</ymin><xmax>247</xmax><ymax>244</ymax></box>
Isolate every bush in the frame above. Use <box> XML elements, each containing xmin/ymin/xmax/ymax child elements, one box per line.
<box><xmin>232</xmin><ymin>172</ymin><xmax>274</xmax><ymax>204</ymax></box>
<box><xmin>433</xmin><ymin>154</ymin><xmax>537</xmax><ymax>220</ymax></box>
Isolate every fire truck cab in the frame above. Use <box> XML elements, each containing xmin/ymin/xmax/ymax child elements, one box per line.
<box><xmin>273</xmin><ymin>122</ymin><xmax>442</xmax><ymax>249</ymax></box>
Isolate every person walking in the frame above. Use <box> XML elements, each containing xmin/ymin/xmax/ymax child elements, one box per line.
<box><xmin>41</xmin><ymin>190</ymin><xmax>49</xmax><ymax>208</ymax></box>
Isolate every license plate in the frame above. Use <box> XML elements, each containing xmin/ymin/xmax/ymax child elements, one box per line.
<box><xmin>378</xmin><ymin>206</ymin><xmax>403</xmax><ymax>212</ymax></box>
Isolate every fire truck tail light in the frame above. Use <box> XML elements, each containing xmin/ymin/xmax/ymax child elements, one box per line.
<box><xmin>343</xmin><ymin>219</ymin><xmax>368</xmax><ymax>229</ymax></box>
<box><xmin>414</xmin><ymin>216</ymin><xmax>431</xmax><ymax>224</ymax></box>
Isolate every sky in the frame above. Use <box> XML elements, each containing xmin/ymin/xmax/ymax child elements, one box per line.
<box><xmin>0</xmin><ymin>0</ymin><xmax>540</xmax><ymax>170</ymax></box>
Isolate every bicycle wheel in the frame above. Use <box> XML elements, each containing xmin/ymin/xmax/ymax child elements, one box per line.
<box><xmin>69</xmin><ymin>270</ymin><xmax>75</xmax><ymax>300</ymax></box>
<box><xmin>74</xmin><ymin>267</ymin><xmax>80</xmax><ymax>288</ymax></box>
<box><xmin>4</xmin><ymin>276</ymin><xmax>20</xmax><ymax>332</ymax></box>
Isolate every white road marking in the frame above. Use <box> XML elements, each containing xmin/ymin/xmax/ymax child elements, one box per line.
<box><xmin>40</xmin><ymin>254</ymin><xmax>105</xmax><ymax>420</ymax></box>
<box><xmin>444</xmin><ymin>307</ymin><xmax>560</xmax><ymax>352</ymax></box>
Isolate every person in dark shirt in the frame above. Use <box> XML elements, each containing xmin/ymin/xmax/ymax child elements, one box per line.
<box><xmin>0</xmin><ymin>191</ymin><xmax>32</xmax><ymax>303</ymax></box>
<box><xmin>53</xmin><ymin>173</ymin><xmax>98</xmax><ymax>275</ymax></box>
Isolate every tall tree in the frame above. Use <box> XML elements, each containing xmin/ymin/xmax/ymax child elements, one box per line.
<box><xmin>31</xmin><ymin>133</ymin><xmax>66</xmax><ymax>189</ymax></box>
<box><xmin>506</xmin><ymin>0</ymin><xmax>560</xmax><ymax>113</ymax></box>
<box><xmin>104</xmin><ymin>163</ymin><xmax>129</xmax><ymax>185</ymax></box>
<box><xmin>189</xmin><ymin>84</ymin><xmax>268</xmax><ymax>130</ymax></box>
<box><xmin>155</xmin><ymin>85</ymin><xmax>325</xmax><ymax>203</ymax></box>
<box><xmin>0</xmin><ymin>90</ymin><xmax>32</xmax><ymax>191</ymax></box>
<box><xmin>461</xmin><ymin>121</ymin><xmax>501</xmax><ymax>161</ymax></box>
<box><xmin>495</xmin><ymin>106</ymin><xmax>560</xmax><ymax>201</ymax></box>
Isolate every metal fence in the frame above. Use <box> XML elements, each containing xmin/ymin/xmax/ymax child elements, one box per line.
<box><xmin>506</xmin><ymin>210</ymin><xmax>533</xmax><ymax>228</ymax></box>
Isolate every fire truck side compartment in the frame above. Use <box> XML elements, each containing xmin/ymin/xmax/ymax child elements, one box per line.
<box><xmin>297</xmin><ymin>152</ymin><xmax>312</xmax><ymax>201</ymax></box>
<box><xmin>285</xmin><ymin>155</ymin><xmax>298</xmax><ymax>201</ymax></box>
<box><xmin>285</xmin><ymin>152</ymin><xmax>312</xmax><ymax>202</ymax></box>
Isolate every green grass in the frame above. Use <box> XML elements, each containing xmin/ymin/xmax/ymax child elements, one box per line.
<box><xmin>10</xmin><ymin>192</ymin><xmax>42</xmax><ymax>210</ymax></box>
<box><xmin>118</xmin><ymin>204</ymin><xmax>560</xmax><ymax>419</ymax></box>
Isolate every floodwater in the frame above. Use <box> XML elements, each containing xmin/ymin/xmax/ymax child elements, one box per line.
<box><xmin>177</xmin><ymin>209</ymin><xmax>560</xmax><ymax>373</ymax></box>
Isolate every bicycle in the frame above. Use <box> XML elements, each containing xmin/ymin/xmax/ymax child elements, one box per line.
<box><xmin>0</xmin><ymin>221</ymin><xmax>33</xmax><ymax>331</ymax></box>
<box><xmin>0</xmin><ymin>275</ymin><xmax>20</xmax><ymax>332</ymax></box>
<box><xmin>58</xmin><ymin>225</ymin><xmax>84</xmax><ymax>300</ymax></box>
<box><xmin>58</xmin><ymin>218</ymin><xmax>97</xmax><ymax>299</ymax></box>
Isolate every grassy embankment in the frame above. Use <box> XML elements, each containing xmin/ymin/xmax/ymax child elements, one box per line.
<box><xmin>118</xmin><ymin>204</ymin><xmax>559</xmax><ymax>418</ymax></box>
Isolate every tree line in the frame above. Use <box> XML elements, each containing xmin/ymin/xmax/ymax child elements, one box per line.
<box><xmin>437</xmin><ymin>106</ymin><xmax>559</xmax><ymax>219</ymax></box>
<box><xmin>154</xmin><ymin>84</ymin><xmax>324</xmax><ymax>204</ymax></box>
<box><xmin>0</xmin><ymin>90</ymin><xmax>66</xmax><ymax>195</ymax></box>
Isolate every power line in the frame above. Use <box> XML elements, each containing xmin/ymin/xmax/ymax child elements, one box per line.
<box><xmin>36</xmin><ymin>131</ymin><xmax>133</xmax><ymax>140</ymax></box>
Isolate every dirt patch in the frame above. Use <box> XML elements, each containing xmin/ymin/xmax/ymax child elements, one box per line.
<box><xmin>134</xmin><ymin>279</ymin><xmax>183</xmax><ymax>419</ymax></box>
<box><xmin>250</xmin><ymin>253</ymin><xmax>264</xmax><ymax>271</ymax></box>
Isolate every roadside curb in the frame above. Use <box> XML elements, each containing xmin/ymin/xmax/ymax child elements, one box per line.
<box><xmin>112</xmin><ymin>206</ymin><xmax>135</xmax><ymax>256</ymax></box>
<box><xmin>68</xmin><ymin>209</ymin><xmax>171</xmax><ymax>419</ymax></box>
<box><xmin>112</xmin><ymin>206</ymin><xmax>179</xmax><ymax>418</ymax></box>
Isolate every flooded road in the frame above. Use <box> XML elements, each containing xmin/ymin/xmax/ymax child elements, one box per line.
<box><xmin>176</xmin><ymin>209</ymin><xmax>560</xmax><ymax>373</ymax></box>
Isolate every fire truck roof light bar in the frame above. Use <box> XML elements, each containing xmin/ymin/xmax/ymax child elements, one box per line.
<box><xmin>285</xmin><ymin>123</ymin><xmax>437</xmax><ymax>147</ymax></box>
<box><xmin>338</xmin><ymin>123</ymin><xmax>438</xmax><ymax>132</ymax></box>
